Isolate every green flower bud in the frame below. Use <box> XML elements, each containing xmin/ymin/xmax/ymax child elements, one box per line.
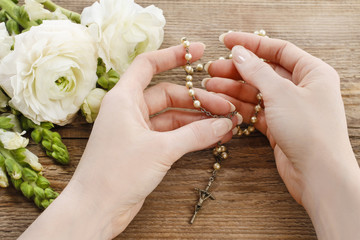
<box><xmin>52</xmin><ymin>144</ymin><xmax>67</xmax><ymax>156</ymax></box>
<box><xmin>20</xmin><ymin>115</ymin><xmax>37</xmax><ymax>130</ymax></box>
<box><xmin>31</xmin><ymin>128</ymin><xmax>43</xmax><ymax>143</ymax></box>
<box><xmin>44</xmin><ymin>188</ymin><xmax>57</xmax><ymax>199</ymax></box>
<box><xmin>0</xmin><ymin>154</ymin><xmax>5</xmax><ymax>167</ymax></box>
<box><xmin>11</xmin><ymin>148</ymin><xmax>26</xmax><ymax>162</ymax></box>
<box><xmin>34</xmin><ymin>196</ymin><xmax>42</xmax><ymax>208</ymax></box>
<box><xmin>5</xmin><ymin>19</ymin><xmax>20</xmax><ymax>35</ymax></box>
<box><xmin>96</xmin><ymin>58</ymin><xmax>106</xmax><ymax>77</ymax></box>
<box><xmin>0</xmin><ymin>114</ymin><xmax>22</xmax><ymax>132</ymax></box>
<box><xmin>52</xmin><ymin>137</ymin><xmax>65</xmax><ymax>148</ymax></box>
<box><xmin>40</xmin><ymin>122</ymin><xmax>54</xmax><ymax>130</ymax></box>
<box><xmin>5</xmin><ymin>158</ymin><xmax>22</xmax><ymax>179</ymax></box>
<box><xmin>51</xmin><ymin>151</ymin><xmax>69</xmax><ymax>165</ymax></box>
<box><xmin>42</xmin><ymin>129</ymin><xmax>53</xmax><ymax>139</ymax></box>
<box><xmin>42</xmin><ymin>140</ymin><xmax>52</xmax><ymax>151</ymax></box>
<box><xmin>19</xmin><ymin>6</ymin><xmax>30</xmax><ymax>22</ymax></box>
<box><xmin>33</xmin><ymin>186</ymin><xmax>45</xmax><ymax>200</ymax></box>
<box><xmin>22</xmin><ymin>168</ymin><xmax>38</xmax><ymax>182</ymax></box>
<box><xmin>11</xmin><ymin>0</ymin><xmax>19</xmax><ymax>4</ymax></box>
<box><xmin>36</xmin><ymin>175</ymin><xmax>50</xmax><ymax>189</ymax></box>
<box><xmin>20</xmin><ymin>181</ymin><xmax>34</xmax><ymax>199</ymax></box>
<box><xmin>0</xmin><ymin>117</ymin><xmax>14</xmax><ymax>130</ymax></box>
<box><xmin>11</xmin><ymin>178</ymin><xmax>23</xmax><ymax>190</ymax></box>
<box><xmin>0</xmin><ymin>10</ymin><xmax>7</xmax><ymax>22</ymax></box>
<box><xmin>49</xmin><ymin>199</ymin><xmax>54</xmax><ymax>204</ymax></box>
<box><xmin>41</xmin><ymin>199</ymin><xmax>50</xmax><ymax>208</ymax></box>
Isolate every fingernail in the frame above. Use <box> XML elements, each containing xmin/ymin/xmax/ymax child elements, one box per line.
<box><xmin>232</xmin><ymin>45</ymin><xmax>251</xmax><ymax>64</ymax></box>
<box><xmin>201</xmin><ymin>78</ymin><xmax>211</xmax><ymax>88</ymax></box>
<box><xmin>236</xmin><ymin>113</ymin><xmax>243</xmax><ymax>125</ymax></box>
<box><xmin>200</xmin><ymin>42</ymin><xmax>206</xmax><ymax>50</ymax></box>
<box><xmin>232</xmin><ymin>128</ymin><xmax>239</xmax><ymax>136</ymax></box>
<box><xmin>227</xmin><ymin>101</ymin><xmax>236</xmax><ymax>112</ymax></box>
<box><xmin>204</xmin><ymin>61</ymin><xmax>213</xmax><ymax>72</ymax></box>
<box><xmin>212</xmin><ymin>118</ymin><xmax>233</xmax><ymax>137</ymax></box>
<box><xmin>219</xmin><ymin>31</ymin><xmax>233</xmax><ymax>43</ymax></box>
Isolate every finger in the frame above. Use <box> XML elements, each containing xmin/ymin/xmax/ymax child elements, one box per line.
<box><xmin>202</xmin><ymin>77</ymin><xmax>259</xmax><ymax>105</ymax></box>
<box><xmin>207</xmin><ymin>59</ymin><xmax>293</xmax><ymax>81</ymax></box>
<box><xmin>118</xmin><ymin>43</ymin><xmax>205</xmax><ymax>92</ymax></box>
<box><xmin>163</xmin><ymin>118</ymin><xmax>236</xmax><ymax>160</ymax></box>
<box><xmin>150</xmin><ymin>110</ymin><xmax>206</xmax><ymax>132</ymax></box>
<box><xmin>222</xmin><ymin>31</ymin><xmax>315</xmax><ymax>74</ymax></box>
<box><xmin>215</xmin><ymin>93</ymin><xmax>267</xmax><ymax>135</ymax></box>
<box><xmin>231</xmin><ymin>45</ymin><xmax>295</xmax><ymax>95</ymax></box>
<box><xmin>144</xmin><ymin>82</ymin><xmax>235</xmax><ymax>116</ymax></box>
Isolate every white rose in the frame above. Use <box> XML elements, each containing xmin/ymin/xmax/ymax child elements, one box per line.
<box><xmin>0</xmin><ymin>22</ymin><xmax>13</xmax><ymax>61</ymax></box>
<box><xmin>81</xmin><ymin>88</ymin><xmax>107</xmax><ymax>123</ymax></box>
<box><xmin>0</xmin><ymin>20</ymin><xmax>98</xmax><ymax>125</ymax></box>
<box><xmin>0</xmin><ymin>129</ymin><xmax>29</xmax><ymax>150</ymax></box>
<box><xmin>24</xmin><ymin>0</ymin><xmax>68</xmax><ymax>21</ymax></box>
<box><xmin>81</xmin><ymin>0</ymin><xmax>166</xmax><ymax>74</ymax></box>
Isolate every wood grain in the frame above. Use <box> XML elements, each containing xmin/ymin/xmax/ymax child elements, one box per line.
<box><xmin>1</xmin><ymin>0</ymin><xmax>360</xmax><ymax>239</ymax></box>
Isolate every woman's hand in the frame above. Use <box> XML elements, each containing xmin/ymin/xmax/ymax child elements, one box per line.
<box><xmin>204</xmin><ymin>32</ymin><xmax>360</xmax><ymax>239</ymax></box>
<box><xmin>20</xmin><ymin>44</ymin><xmax>240</xmax><ymax>240</ymax></box>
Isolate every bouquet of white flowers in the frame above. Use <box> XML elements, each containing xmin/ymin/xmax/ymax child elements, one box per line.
<box><xmin>0</xmin><ymin>0</ymin><xmax>165</xmax><ymax>209</ymax></box>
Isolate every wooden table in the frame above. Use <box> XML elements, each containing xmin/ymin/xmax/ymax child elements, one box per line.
<box><xmin>1</xmin><ymin>0</ymin><xmax>359</xmax><ymax>239</ymax></box>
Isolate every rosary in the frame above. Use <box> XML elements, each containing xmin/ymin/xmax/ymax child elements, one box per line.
<box><xmin>181</xmin><ymin>30</ymin><xmax>267</xmax><ymax>224</ymax></box>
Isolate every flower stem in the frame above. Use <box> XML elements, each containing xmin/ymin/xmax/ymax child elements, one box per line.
<box><xmin>0</xmin><ymin>0</ymin><xmax>37</xmax><ymax>29</ymax></box>
<box><xmin>42</xmin><ymin>0</ymin><xmax>80</xmax><ymax>23</ymax></box>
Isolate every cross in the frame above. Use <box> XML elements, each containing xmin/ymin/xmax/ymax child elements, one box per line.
<box><xmin>190</xmin><ymin>180</ymin><xmax>216</xmax><ymax>224</ymax></box>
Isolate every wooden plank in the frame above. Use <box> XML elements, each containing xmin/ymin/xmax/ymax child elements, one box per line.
<box><xmin>1</xmin><ymin>0</ymin><xmax>359</xmax><ymax>239</ymax></box>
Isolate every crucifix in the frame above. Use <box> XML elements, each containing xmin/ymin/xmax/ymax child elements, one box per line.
<box><xmin>190</xmin><ymin>170</ymin><xmax>217</xmax><ymax>224</ymax></box>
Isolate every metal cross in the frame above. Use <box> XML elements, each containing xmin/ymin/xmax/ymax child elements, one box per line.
<box><xmin>190</xmin><ymin>171</ymin><xmax>217</xmax><ymax>224</ymax></box>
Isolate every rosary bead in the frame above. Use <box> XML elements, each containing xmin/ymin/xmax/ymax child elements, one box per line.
<box><xmin>254</xmin><ymin>30</ymin><xmax>260</xmax><ymax>35</ymax></box>
<box><xmin>183</xmin><ymin>40</ymin><xmax>190</xmax><ymax>48</ymax></box>
<box><xmin>228</xmin><ymin>53</ymin><xmax>233</xmax><ymax>59</ymax></box>
<box><xmin>186</xmin><ymin>81</ymin><xmax>193</xmax><ymax>89</ymax></box>
<box><xmin>186</xmin><ymin>75</ymin><xmax>193</xmax><ymax>82</ymax></box>
<box><xmin>248</xmin><ymin>126</ymin><xmax>255</xmax><ymax>132</ymax></box>
<box><xmin>250</xmin><ymin>116</ymin><xmax>258</xmax><ymax>124</ymax></box>
<box><xmin>189</xmin><ymin>89</ymin><xmax>195</xmax><ymax>97</ymax></box>
<box><xmin>259</xmin><ymin>29</ymin><xmax>266</xmax><ymax>36</ymax></box>
<box><xmin>216</xmin><ymin>147</ymin><xmax>222</xmax><ymax>153</ymax></box>
<box><xmin>185</xmin><ymin>53</ymin><xmax>192</xmax><ymax>61</ymax></box>
<box><xmin>221</xmin><ymin>152</ymin><xmax>228</xmax><ymax>159</ymax></box>
<box><xmin>196</xmin><ymin>64</ymin><xmax>204</xmax><ymax>71</ymax></box>
<box><xmin>213</xmin><ymin>148</ymin><xmax>219</xmax><ymax>156</ymax></box>
<box><xmin>185</xmin><ymin>65</ymin><xmax>193</xmax><ymax>74</ymax></box>
<box><xmin>243</xmin><ymin>129</ymin><xmax>250</xmax><ymax>136</ymax></box>
<box><xmin>256</xmin><ymin>93</ymin><xmax>263</xmax><ymax>100</ymax></box>
<box><xmin>219</xmin><ymin>145</ymin><xmax>227</xmax><ymax>152</ymax></box>
<box><xmin>181</xmin><ymin>37</ymin><xmax>187</xmax><ymax>43</ymax></box>
<box><xmin>219</xmin><ymin>57</ymin><xmax>225</xmax><ymax>60</ymax></box>
<box><xmin>193</xmin><ymin>100</ymin><xmax>201</xmax><ymax>108</ymax></box>
<box><xmin>237</xmin><ymin>128</ymin><xmax>243</xmax><ymax>136</ymax></box>
<box><xmin>213</xmin><ymin>162</ymin><xmax>221</xmax><ymax>170</ymax></box>
<box><xmin>255</xmin><ymin>104</ymin><xmax>261</xmax><ymax>112</ymax></box>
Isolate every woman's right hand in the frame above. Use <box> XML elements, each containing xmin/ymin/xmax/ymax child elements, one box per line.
<box><xmin>204</xmin><ymin>32</ymin><xmax>360</xmax><ymax>239</ymax></box>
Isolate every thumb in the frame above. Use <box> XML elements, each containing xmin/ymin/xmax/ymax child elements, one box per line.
<box><xmin>164</xmin><ymin>118</ymin><xmax>234</xmax><ymax>162</ymax></box>
<box><xmin>232</xmin><ymin>45</ymin><xmax>290</xmax><ymax>95</ymax></box>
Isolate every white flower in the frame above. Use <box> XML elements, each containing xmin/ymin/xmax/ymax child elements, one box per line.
<box><xmin>0</xmin><ymin>22</ymin><xmax>13</xmax><ymax>61</ymax></box>
<box><xmin>81</xmin><ymin>0</ymin><xmax>166</xmax><ymax>75</ymax></box>
<box><xmin>0</xmin><ymin>20</ymin><xmax>98</xmax><ymax>125</ymax></box>
<box><xmin>23</xmin><ymin>149</ymin><xmax>43</xmax><ymax>172</ymax></box>
<box><xmin>0</xmin><ymin>165</ymin><xmax>9</xmax><ymax>188</ymax></box>
<box><xmin>0</xmin><ymin>129</ymin><xmax>29</xmax><ymax>150</ymax></box>
<box><xmin>81</xmin><ymin>88</ymin><xmax>107</xmax><ymax>123</ymax></box>
<box><xmin>24</xmin><ymin>0</ymin><xmax>68</xmax><ymax>21</ymax></box>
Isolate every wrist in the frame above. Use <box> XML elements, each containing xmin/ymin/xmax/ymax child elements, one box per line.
<box><xmin>302</xmin><ymin>153</ymin><xmax>360</xmax><ymax>240</ymax></box>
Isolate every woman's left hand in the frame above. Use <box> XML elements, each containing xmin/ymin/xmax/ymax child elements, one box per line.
<box><xmin>20</xmin><ymin>43</ymin><xmax>240</xmax><ymax>240</ymax></box>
